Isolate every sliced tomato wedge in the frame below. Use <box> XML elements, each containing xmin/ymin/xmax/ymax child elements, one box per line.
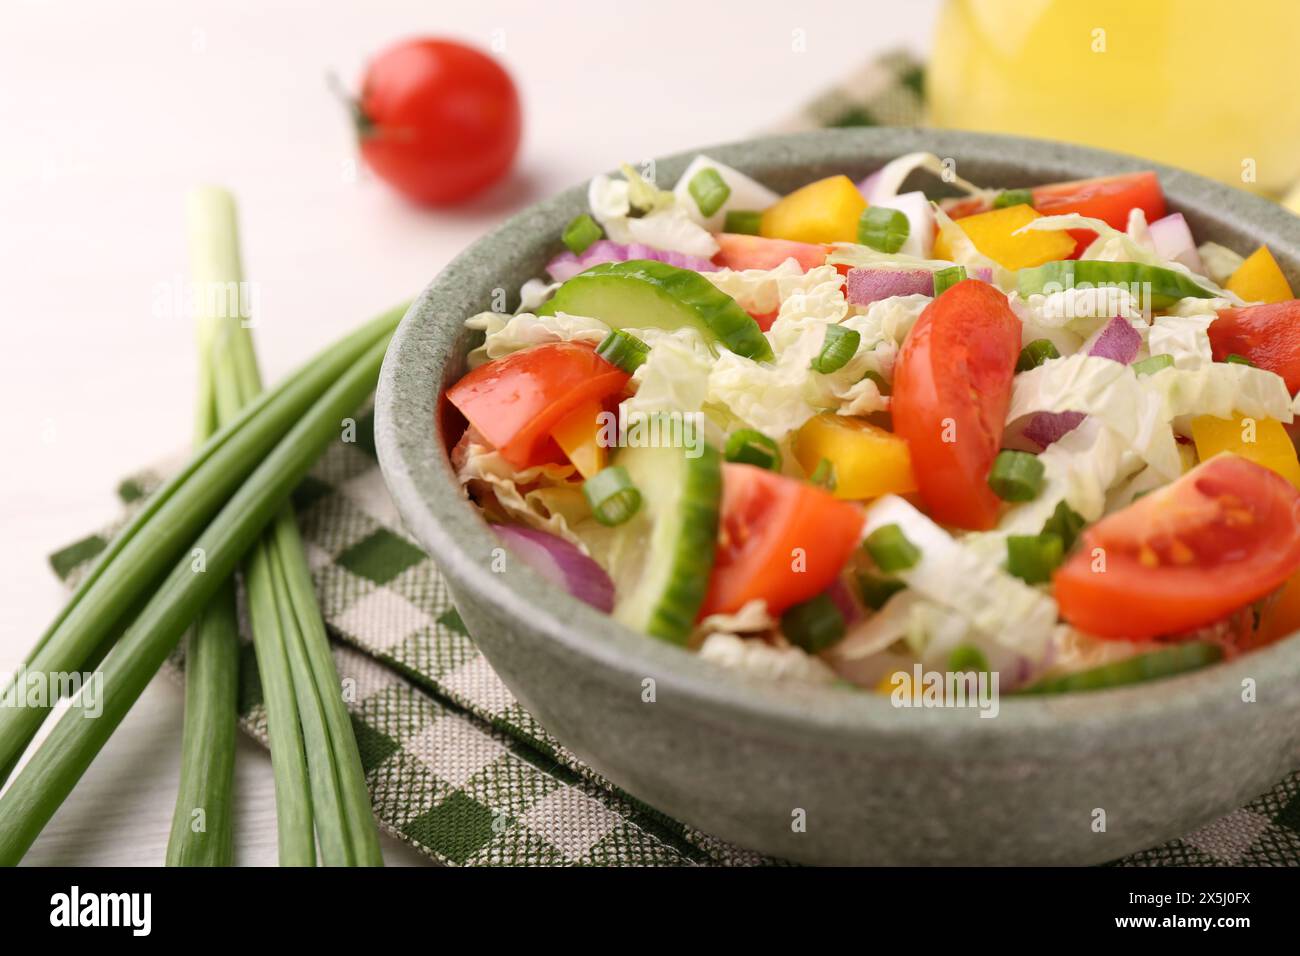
<box><xmin>890</xmin><ymin>279</ymin><xmax>1021</xmax><ymax>530</ymax></box>
<box><xmin>1208</xmin><ymin>300</ymin><xmax>1300</xmax><ymax>393</ymax></box>
<box><xmin>445</xmin><ymin>342</ymin><xmax>628</xmax><ymax>469</ymax></box>
<box><xmin>944</xmin><ymin>172</ymin><xmax>1165</xmax><ymax>257</ymax></box>
<box><xmin>712</xmin><ymin>233</ymin><xmax>828</xmax><ymax>272</ymax></box>
<box><xmin>700</xmin><ymin>464</ymin><xmax>864</xmax><ymax>618</ymax></box>
<box><xmin>1031</xmin><ymin>171</ymin><xmax>1166</xmax><ymax>227</ymax></box>
<box><xmin>1054</xmin><ymin>455</ymin><xmax>1300</xmax><ymax>640</ymax></box>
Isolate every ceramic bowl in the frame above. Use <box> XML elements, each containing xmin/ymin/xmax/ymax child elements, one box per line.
<box><xmin>375</xmin><ymin>128</ymin><xmax>1300</xmax><ymax>865</ymax></box>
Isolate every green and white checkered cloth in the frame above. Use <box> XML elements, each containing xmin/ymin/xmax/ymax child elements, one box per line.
<box><xmin>49</xmin><ymin>52</ymin><xmax>1300</xmax><ymax>866</ymax></box>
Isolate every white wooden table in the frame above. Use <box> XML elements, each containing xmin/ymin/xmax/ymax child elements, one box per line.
<box><xmin>0</xmin><ymin>0</ymin><xmax>937</xmax><ymax>865</ymax></box>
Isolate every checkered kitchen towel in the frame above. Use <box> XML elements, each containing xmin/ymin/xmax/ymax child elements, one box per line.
<box><xmin>50</xmin><ymin>52</ymin><xmax>1300</xmax><ymax>866</ymax></box>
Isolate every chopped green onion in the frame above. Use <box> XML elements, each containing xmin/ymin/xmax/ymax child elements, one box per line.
<box><xmin>689</xmin><ymin>168</ymin><xmax>731</xmax><ymax>218</ymax></box>
<box><xmin>781</xmin><ymin>592</ymin><xmax>846</xmax><ymax>654</ymax></box>
<box><xmin>1225</xmin><ymin>353</ymin><xmax>1254</xmax><ymax>366</ymax></box>
<box><xmin>864</xmin><ymin>523</ymin><xmax>921</xmax><ymax>572</ymax></box>
<box><xmin>811</xmin><ymin>325</ymin><xmax>860</xmax><ymax>374</ymax></box>
<box><xmin>988</xmin><ymin>449</ymin><xmax>1045</xmax><ymax>502</ymax></box>
<box><xmin>596</xmin><ymin>329</ymin><xmax>650</xmax><ymax>373</ymax></box>
<box><xmin>725</xmin><ymin>428</ymin><xmax>782</xmax><ymax>471</ymax></box>
<box><xmin>1016</xmin><ymin>338</ymin><xmax>1060</xmax><ymax>372</ymax></box>
<box><xmin>932</xmin><ymin>265</ymin><xmax>967</xmax><ymax>296</ymax></box>
<box><xmin>993</xmin><ymin>188</ymin><xmax>1034</xmax><ymax>209</ymax></box>
<box><xmin>1133</xmin><ymin>354</ymin><xmax>1174</xmax><ymax>376</ymax></box>
<box><xmin>857</xmin><ymin>572</ymin><xmax>905</xmax><ymax>610</ymax></box>
<box><xmin>947</xmin><ymin>644</ymin><xmax>990</xmax><ymax>673</ymax></box>
<box><xmin>856</xmin><ymin>206</ymin><xmax>910</xmax><ymax>254</ymax></box>
<box><xmin>583</xmin><ymin>466</ymin><xmax>642</xmax><ymax>526</ymax></box>
<box><xmin>0</xmin><ymin>333</ymin><xmax>395</xmax><ymax>865</ymax></box>
<box><xmin>1006</xmin><ymin>533</ymin><xmax>1064</xmax><ymax>584</ymax></box>
<box><xmin>562</xmin><ymin>214</ymin><xmax>602</xmax><ymax>255</ymax></box>
<box><xmin>1040</xmin><ymin>500</ymin><xmax>1085</xmax><ymax>552</ymax></box>
<box><xmin>724</xmin><ymin>209</ymin><xmax>763</xmax><ymax>235</ymax></box>
<box><xmin>809</xmin><ymin>457</ymin><xmax>837</xmax><ymax>492</ymax></box>
<box><xmin>861</xmin><ymin>369</ymin><xmax>890</xmax><ymax>396</ymax></box>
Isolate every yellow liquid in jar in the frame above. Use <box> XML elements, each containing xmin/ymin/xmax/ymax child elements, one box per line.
<box><xmin>929</xmin><ymin>0</ymin><xmax>1300</xmax><ymax>195</ymax></box>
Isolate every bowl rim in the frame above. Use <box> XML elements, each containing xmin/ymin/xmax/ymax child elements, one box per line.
<box><xmin>376</xmin><ymin>126</ymin><xmax>1300</xmax><ymax>752</ymax></box>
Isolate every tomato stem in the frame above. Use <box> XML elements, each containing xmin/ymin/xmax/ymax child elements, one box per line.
<box><xmin>326</xmin><ymin>71</ymin><xmax>373</xmax><ymax>138</ymax></box>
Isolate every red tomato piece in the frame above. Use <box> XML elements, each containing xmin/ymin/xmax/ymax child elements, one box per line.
<box><xmin>1033</xmin><ymin>171</ymin><xmax>1166</xmax><ymax>256</ymax></box>
<box><xmin>712</xmin><ymin>233</ymin><xmax>828</xmax><ymax>272</ymax></box>
<box><xmin>1208</xmin><ymin>300</ymin><xmax>1300</xmax><ymax>393</ymax></box>
<box><xmin>700</xmin><ymin>464</ymin><xmax>864</xmax><ymax>618</ymax></box>
<box><xmin>891</xmin><ymin>280</ymin><xmax>1021</xmax><ymax>530</ymax></box>
<box><xmin>357</xmin><ymin>38</ymin><xmax>522</xmax><ymax>205</ymax></box>
<box><xmin>445</xmin><ymin>343</ymin><xmax>628</xmax><ymax>469</ymax></box>
<box><xmin>1032</xmin><ymin>171</ymin><xmax>1166</xmax><ymax>227</ymax></box>
<box><xmin>1054</xmin><ymin>456</ymin><xmax>1300</xmax><ymax>639</ymax></box>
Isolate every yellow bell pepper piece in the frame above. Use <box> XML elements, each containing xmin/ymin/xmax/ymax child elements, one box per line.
<box><xmin>874</xmin><ymin>671</ymin><xmax>906</xmax><ymax>695</ymax></box>
<box><xmin>1189</xmin><ymin>414</ymin><xmax>1300</xmax><ymax>489</ymax></box>
<box><xmin>550</xmin><ymin>399</ymin><xmax>607</xmax><ymax>479</ymax></box>
<box><xmin>1225</xmin><ymin>245</ymin><xmax>1294</xmax><ymax>304</ymax></box>
<box><xmin>932</xmin><ymin>204</ymin><xmax>1075</xmax><ymax>270</ymax></box>
<box><xmin>760</xmin><ymin>175</ymin><xmax>866</xmax><ymax>244</ymax></box>
<box><xmin>793</xmin><ymin>412</ymin><xmax>918</xmax><ymax>500</ymax></box>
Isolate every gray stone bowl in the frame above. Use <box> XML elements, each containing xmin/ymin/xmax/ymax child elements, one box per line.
<box><xmin>375</xmin><ymin>128</ymin><xmax>1300</xmax><ymax>865</ymax></box>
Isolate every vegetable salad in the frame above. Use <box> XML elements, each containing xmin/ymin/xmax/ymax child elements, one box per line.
<box><xmin>445</xmin><ymin>152</ymin><xmax>1300</xmax><ymax>695</ymax></box>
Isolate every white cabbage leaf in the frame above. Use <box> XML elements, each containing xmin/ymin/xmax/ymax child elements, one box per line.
<box><xmin>706</xmin><ymin>275</ymin><xmax>925</xmax><ymax>436</ymax></box>
<box><xmin>588</xmin><ymin>168</ymin><xmax>718</xmax><ymax>257</ymax></box>
<box><xmin>1008</xmin><ymin>353</ymin><xmax>1183</xmax><ymax>479</ymax></box>
<box><xmin>1147</xmin><ymin>314</ymin><xmax>1214</xmax><ymax>370</ymax></box>
<box><xmin>703</xmin><ymin>258</ymin><xmax>807</xmax><ymax>315</ymax></box>
<box><xmin>860</xmin><ymin>495</ymin><xmax>1059</xmax><ymax>660</ymax></box>
<box><xmin>1198</xmin><ymin>242</ymin><xmax>1246</xmax><ymax>285</ymax></box>
<box><xmin>1142</xmin><ymin>363</ymin><xmax>1294</xmax><ymax>424</ymax></box>
<box><xmin>465</xmin><ymin>311</ymin><xmax>608</xmax><ymax>367</ymax></box>
<box><xmin>697</xmin><ymin>632</ymin><xmax>838</xmax><ymax>684</ymax></box>
<box><xmin>672</xmin><ymin>154</ymin><xmax>780</xmax><ymax>232</ymax></box>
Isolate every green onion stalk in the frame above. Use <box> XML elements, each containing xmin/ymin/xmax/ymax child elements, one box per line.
<box><xmin>165</xmin><ymin>310</ymin><xmax>240</xmax><ymax>867</ymax></box>
<box><xmin>173</xmin><ymin>187</ymin><xmax>383</xmax><ymax>866</ymax></box>
<box><xmin>0</xmin><ymin>305</ymin><xmax>404</xmax><ymax>790</ymax></box>
<box><xmin>0</xmin><ymin>330</ymin><xmax>394</xmax><ymax>865</ymax></box>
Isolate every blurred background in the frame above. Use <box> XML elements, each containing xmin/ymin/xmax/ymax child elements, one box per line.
<box><xmin>2</xmin><ymin>0</ymin><xmax>1295</xmax><ymax>864</ymax></box>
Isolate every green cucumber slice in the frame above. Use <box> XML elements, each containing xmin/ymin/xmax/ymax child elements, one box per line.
<box><xmin>538</xmin><ymin>260</ymin><xmax>773</xmax><ymax>361</ymax></box>
<box><xmin>1016</xmin><ymin>260</ymin><xmax>1215</xmax><ymax>310</ymax></box>
<box><xmin>608</xmin><ymin>443</ymin><xmax>722</xmax><ymax>644</ymax></box>
<box><xmin>1016</xmin><ymin>642</ymin><xmax>1222</xmax><ymax>695</ymax></box>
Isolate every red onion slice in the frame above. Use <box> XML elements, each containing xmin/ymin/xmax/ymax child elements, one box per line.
<box><xmin>1147</xmin><ymin>213</ymin><xmax>1205</xmax><ymax>275</ymax></box>
<box><xmin>546</xmin><ymin>240</ymin><xmax>719</xmax><ymax>283</ymax></box>
<box><xmin>1085</xmin><ymin>316</ymin><xmax>1142</xmax><ymax>365</ymax></box>
<box><xmin>1021</xmin><ymin>411</ymin><xmax>1086</xmax><ymax>449</ymax></box>
<box><xmin>492</xmin><ymin>524</ymin><xmax>615</xmax><ymax>613</ymax></box>
<box><xmin>845</xmin><ymin>268</ymin><xmax>934</xmax><ymax>305</ymax></box>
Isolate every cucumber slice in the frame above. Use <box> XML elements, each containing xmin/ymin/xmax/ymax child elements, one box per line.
<box><xmin>608</xmin><ymin>443</ymin><xmax>722</xmax><ymax>644</ymax></box>
<box><xmin>1017</xmin><ymin>260</ymin><xmax>1215</xmax><ymax>309</ymax></box>
<box><xmin>1016</xmin><ymin>641</ymin><xmax>1222</xmax><ymax>695</ymax></box>
<box><xmin>538</xmin><ymin>260</ymin><xmax>774</xmax><ymax>361</ymax></box>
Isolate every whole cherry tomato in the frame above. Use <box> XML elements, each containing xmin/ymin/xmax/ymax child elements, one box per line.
<box><xmin>353</xmin><ymin>38</ymin><xmax>521</xmax><ymax>205</ymax></box>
